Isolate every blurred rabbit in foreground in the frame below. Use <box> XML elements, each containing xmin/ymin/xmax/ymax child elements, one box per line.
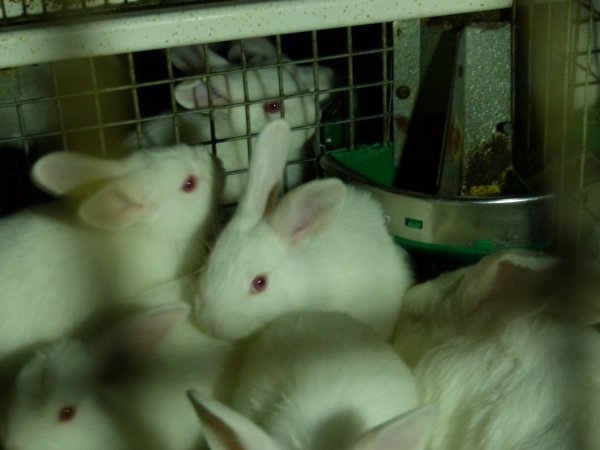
<box><xmin>2</xmin><ymin>302</ymin><xmax>230</xmax><ymax>450</ymax></box>
<box><xmin>394</xmin><ymin>250</ymin><xmax>600</xmax><ymax>450</ymax></box>
<box><xmin>190</xmin><ymin>310</ymin><xmax>434</xmax><ymax>450</ymax></box>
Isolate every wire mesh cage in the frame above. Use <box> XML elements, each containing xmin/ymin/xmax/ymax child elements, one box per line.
<box><xmin>0</xmin><ymin>0</ymin><xmax>597</xmax><ymax>259</ymax></box>
<box><xmin>0</xmin><ymin>24</ymin><xmax>397</xmax><ymax>211</ymax></box>
<box><xmin>2</xmin><ymin>1</ymin><xmax>600</xmax><ymax>448</ymax></box>
<box><xmin>513</xmin><ymin>0</ymin><xmax>599</xmax><ymax>259</ymax></box>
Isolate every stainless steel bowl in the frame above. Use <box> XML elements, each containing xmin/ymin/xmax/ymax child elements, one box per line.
<box><xmin>319</xmin><ymin>152</ymin><xmax>554</xmax><ymax>260</ymax></box>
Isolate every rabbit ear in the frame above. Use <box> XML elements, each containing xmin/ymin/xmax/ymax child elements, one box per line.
<box><xmin>79</xmin><ymin>180</ymin><xmax>158</xmax><ymax>231</ymax></box>
<box><xmin>187</xmin><ymin>390</ymin><xmax>280</xmax><ymax>450</ymax></box>
<box><xmin>227</xmin><ymin>37</ymin><xmax>279</xmax><ymax>66</ymax></box>
<box><xmin>291</xmin><ymin>65</ymin><xmax>334</xmax><ymax>96</ymax></box>
<box><xmin>32</xmin><ymin>152</ymin><xmax>133</xmax><ymax>196</ymax></box>
<box><xmin>169</xmin><ymin>44</ymin><xmax>230</xmax><ymax>74</ymax></box>
<box><xmin>94</xmin><ymin>302</ymin><xmax>190</xmax><ymax>368</ymax></box>
<box><xmin>269</xmin><ymin>178</ymin><xmax>346</xmax><ymax>246</ymax></box>
<box><xmin>459</xmin><ymin>250</ymin><xmax>561</xmax><ymax>320</ymax></box>
<box><xmin>350</xmin><ymin>405</ymin><xmax>435</xmax><ymax>450</ymax></box>
<box><xmin>236</xmin><ymin>119</ymin><xmax>291</xmax><ymax>228</ymax></box>
<box><xmin>175</xmin><ymin>77</ymin><xmax>230</xmax><ymax>110</ymax></box>
<box><xmin>14</xmin><ymin>340</ymin><xmax>89</xmax><ymax>402</ymax></box>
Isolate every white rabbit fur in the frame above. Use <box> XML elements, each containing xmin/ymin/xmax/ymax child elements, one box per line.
<box><xmin>125</xmin><ymin>37</ymin><xmax>334</xmax><ymax>203</ymax></box>
<box><xmin>188</xmin><ymin>310</ymin><xmax>433</xmax><ymax>450</ymax></box>
<box><xmin>0</xmin><ymin>145</ymin><xmax>222</xmax><ymax>364</ymax></box>
<box><xmin>393</xmin><ymin>249</ymin><xmax>600</xmax><ymax>450</ymax></box>
<box><xmin>1</xmin><ymin>302</ymin><xmax>231</xmax><ymax>450</ymax></box>
<box><xmin>195</xmin><ymin>119</ymin><xmax>413</xmax><ymax>341</ymax></box>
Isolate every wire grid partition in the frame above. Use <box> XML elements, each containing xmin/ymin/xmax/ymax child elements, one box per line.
<box><xmin>0</xmin><ymin>25</ymin><xmax>397</xmax><ymax>214</ymax></box>
<box><xmin>514</xmin><ymin>0</ymin><xmax>600</xmax><ymax>259</ymax></box>
<box><xmin>125</xmin><ymin>26</ymin><xmax>397</xmax><ymax>183</ymax></box>
<box><xmin>0</xmin><ymin>0</ymin><xmax>517</xmax><ymax>216</ymax></box>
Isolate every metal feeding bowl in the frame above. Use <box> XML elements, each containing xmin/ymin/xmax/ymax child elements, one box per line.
<box><xmin>319</xmin><ymin>145</ymin><xmax>554</xmax><ymax>261</ymax></box>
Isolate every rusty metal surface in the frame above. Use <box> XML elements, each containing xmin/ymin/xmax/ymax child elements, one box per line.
<box><xmin>438</xmin><ymin>22</ymin><xmax>513</xmax><ymax>197</ymax></box>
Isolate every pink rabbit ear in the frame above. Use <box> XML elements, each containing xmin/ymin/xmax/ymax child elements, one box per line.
<box><xmin>175</xmin><ymin>77</ymin><xmax>230</xmax><ymax>110</ymax></box>
<box><xmin>79</xmin><ymin>178</ymin><xmax>158</xmax><ymax>231</ymax></box>
<box><xmin>459</xmin><ymin>250</ymin><xmax>560</xmax><ymax>320</ymax></box>
<box><xmin>350</xmin><ymin>404</ymin><xmax>436</xmax><ymax>450</ymax></box>
<box><xmin>93</xmin><ymin>302</ymin><xmax>190</xmax><ymax>369</ymax></box>
<box><xmin>227</xmin><ymin>37</ymin><xmax>279</xmax><ymax>66</ymax></box>
<box><xmin>31</xmin><ymin>151</ymin><xmax>134</xmax><ymax>196</ymax></box>
<box><xmin>236</xmin><ymin>119</ymin><xmax>291</xmax><ymax>228</ymax></box>
<box><xmin>187</xmin><ymin>390</ymin><xmax>280</xmax><ymax>450</ymax></box>
<box><xmin>169</xmin><ymin>44</ymin><xmax>230</xmax><ymax>74</ymax></box>
<box><xmin>269</xmin><ymin>178</ymin><xmax>346</xmax><ymax>246</ymax></box>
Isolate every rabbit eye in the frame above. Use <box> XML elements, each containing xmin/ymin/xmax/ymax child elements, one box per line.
<box><xmin>263</xmin><ymin>101</ymin><xmax>281</xmax><ymax>114</ymax></box>
<box><xmin>58</xmin><ymin>405</ymin><xmax>77</xmax><ymax>422</ymax></box>
<box><xmin>182</xmin><ymin>175</ymin><xmax>198</xmax><ymax>193</ymax></box>
<box><xmin>251</xmin><ymin>274</ymin><xmax>268</xmax><ymax>294</ymax></box>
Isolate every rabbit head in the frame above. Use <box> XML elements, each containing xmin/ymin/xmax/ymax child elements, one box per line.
<box><xmin>1</xmin><ymin>303</ymin><xmax>191</xmax><ymax>450</ymax></box>
<box><xmin>188</xmin><ymin>390</ymin><xmax>435</xmax><ymax>450</ymax></box>
<box><xmin>195</xmin><ymin>120</ymin><xmax>351</xmax><ymax>340</ymax></box>
<box><xmin>32</xmin><ymin>145</ymin><xmax>223</xmax><ymax>238</ymax></box>
<box><xmin>171</xmin><ymin>38</ymin><xmax>333</xmax><ymax>156</ymax></box>
<box><xmin>2</xmin><ymin>341</ymin><xmax>124</xmax><ymax>450</ymax></box>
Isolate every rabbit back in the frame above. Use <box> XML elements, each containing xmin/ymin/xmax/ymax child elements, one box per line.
<box><xmin>412</xmin><ymin>317</ymin><xmax>600</xmax><ymax>450</ymax></box>
<box><xmin>393</xmin><ymin>250</ymin><xmax>600</xmax><ymax>450</ymax></box>
<box><xmin>231</xmin><ymin>311</ymin><xmax>419</xmax><ymax>450</ymax></box>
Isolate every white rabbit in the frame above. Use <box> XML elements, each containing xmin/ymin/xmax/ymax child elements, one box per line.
<box><xmin>1</xmin><ymin>301</ymin><xmax>231</xmax><ymax>450</ymax></box>
<box><xmin>393</xmin><ymin>249</ymin><xmax>600</xmax><ymax>450</ymax></box>
<box><xmin>195</xmin><ymin>119</ymin><xmax>413</xmax><ymax>341</ymax></box>
<box><xmin>125</xmin><ymin>37</ymin><xmax>334</xmax><ymax>203</ymax></box>
<box><xmin>189</xmin><ymin>310</ymin><xmax>433</xmax><ymax>450</ymax></box>
<box><xmin>0</xmin><ymin>145</ymin><xmax>222</xmax><ymax>364</ymax></box>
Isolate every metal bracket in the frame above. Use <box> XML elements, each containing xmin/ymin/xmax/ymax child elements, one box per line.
<box><xmin>438</xmin><ymin>22</ymin><xmax>513</xmax><ymax>197</ymax></box>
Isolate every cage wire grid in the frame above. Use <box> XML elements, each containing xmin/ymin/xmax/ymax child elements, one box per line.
<box><xmin>0</xmin><ymin>0</ymin><xmax>598</xmax><ymax>258</ymax></box>
<box><xmin>0</xmin><ymin>24</ymin><xmax>397</xmax><ymax>211</ymax></box>
<box><xmin>513</xmin><ymin>0</ymin><xmax>600</xmax><ymax>258</ymax></box>
<box><xmin>0</xmin><ymin>4</ymin><xmax>599</xmax><ymax>449</ymax></box>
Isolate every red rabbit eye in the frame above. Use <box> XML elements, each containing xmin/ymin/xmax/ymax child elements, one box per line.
<box><xmin>58</xmin><ymin>405</ymin><xmax>77</xmax><ymax>422</ymax></box>
<box><xmin>263</xmin><ymin>101</ymin><xmax>281</xmax><ymax>114</ymax></box>
<box><xmin>251</xmin><ymin>274</ymin><xmax>268</xmax><ymax>294</ymax></box>
<box><xmin>182</xmin><ymin>175</ymin><xmax>198</xmax><ymax>193</ymax></box>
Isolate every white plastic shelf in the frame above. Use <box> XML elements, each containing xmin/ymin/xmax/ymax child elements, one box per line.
<box><xmin>0</xmin><ymin>0</ymin><xmax>512</xmax><ymax>68</ymax></box>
